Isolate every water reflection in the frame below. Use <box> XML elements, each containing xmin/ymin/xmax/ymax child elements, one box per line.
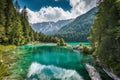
<box><xmin>27</xmin><ymin>62</ymin><xmax>84</xmax><ymax>80</ymax></box>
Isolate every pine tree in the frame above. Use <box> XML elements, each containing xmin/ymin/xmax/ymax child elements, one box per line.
<box><xmin>89</xmin><ymin>0</ymin><xmax>120</xmax><ymax>76</ymax></box>
<box><xmin>22</xmin><ymin>6</ymin><xmax>28</xmax><ymax>19</ymax></box>
<box><xmin>0</xmin><ymin>0</ymin><xmax>7</xmax><ymax>43</ymax></box>
<box><xmin>11</xmin><ymin>14</ymin><xmax>24</xmax><ymax>45</ymax></box>
<box><xmin>14</xmin><ymin>0</ymin><xmax>20</xmax><ymax>11</ymax></box>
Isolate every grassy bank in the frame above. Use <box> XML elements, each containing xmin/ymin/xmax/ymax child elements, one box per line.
<box><xmin>0</xmin><ymin>45</ymin><xmax>16</xmax><ymax>80</ymax></box>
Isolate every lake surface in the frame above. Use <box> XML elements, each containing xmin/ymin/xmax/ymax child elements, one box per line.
<box><xmin>67</xmin><ymin>42</ymin><xmax>90</xmax><ymax>46</ymax></box>
<box><xmin>9</xmin><ymin>43</ymin><xmax>112</xmax><ymax>80</ymax></box>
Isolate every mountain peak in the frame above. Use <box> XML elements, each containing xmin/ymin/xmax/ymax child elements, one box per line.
<box><xmin>30</xmin><ymin>19</ymin><xmax>74</xmax><ymax>35</ymax></box>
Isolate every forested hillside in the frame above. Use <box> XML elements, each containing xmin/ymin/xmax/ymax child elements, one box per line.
<box><xmin>88</xmin><ymin>0</ymin><xmax>120</xmax><ymax>76</ymax></box>
<box><xmin>56</xmin><ymin>7</ymin><xmax>97</xmax><ymax>42</ymax></box>
<box><xmin>0</xmin><ymin>0</ymin><xmax>60</xmax><ymax>45</ymax></box>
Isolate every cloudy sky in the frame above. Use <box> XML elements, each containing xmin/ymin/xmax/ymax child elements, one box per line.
<box><xmin>16</xmin><ymin>0</ymin><xmax>97</xmax><ymax>23</ymax></box>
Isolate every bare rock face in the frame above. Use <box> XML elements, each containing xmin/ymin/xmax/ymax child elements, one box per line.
<box><xmin>85</xmin><ymin>64</ymin><xmax>102</xmax><ymax>80</ymax></box>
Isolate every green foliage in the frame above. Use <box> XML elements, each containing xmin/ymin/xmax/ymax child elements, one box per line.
<box><xmin>38</xmin><ymin>33</ymin><xmax>60</xmax><ymax>43</ymax></box>
<box><xmin>81</xmin><ymin>46</ymin><xmax>91</xmax><ymax>54</ymax></box>
<box><xmin>57</xmin><ymin>38</ymin><xmax>66</xmax><ymax>46</ymax></box>
<box><xmin>89</xmin><ymin>0</ymin><xmax>120</xmax><ymax>76</ymax></box>
<box><xmin>0</xmin><ymin>45</ymin><xmax>16</xmax><ymax>80</ymax></box>
<box><xmin>0</xmin><ymin>45</ymin><xmax>16</xmax><ymax>51</ymax></box>
<box><xmin>80</xmin><ymin>44</ymin><xmax>93</xmax><ymax>54</ymax></box>
<box><xmin>56</xmin><ymin>7</ymin><xmax>97</xmax><ymax>42</ymax></box>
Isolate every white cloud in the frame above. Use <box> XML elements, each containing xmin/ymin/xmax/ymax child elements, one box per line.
<box><xmin>27</xmin><ymin>7</ymin><xmax>72</xmax><ymax>24</ymax></box>
<box><xmin>70</xmin><ymin>0</ymin><xmax>97</xmax><ymax>15</ymax></box>
<box><xmin>27</xmin><ymin>0</ymin><xmax>97</xmax><ymax>24</ymax></box>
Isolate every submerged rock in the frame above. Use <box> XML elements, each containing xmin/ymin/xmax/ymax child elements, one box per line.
<box><xmin>85</xmin><ymin>64</ymin><xmax>102</xmax><ymax>80</ymax></box>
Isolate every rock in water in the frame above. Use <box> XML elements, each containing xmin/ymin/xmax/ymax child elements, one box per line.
<box><xmin>85</xmin><ymin>64</ymin><xmax>102</xmax><ymax>80</ymax></box>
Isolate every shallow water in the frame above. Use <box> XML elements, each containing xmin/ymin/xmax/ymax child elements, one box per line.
<box><xmin>67</xmin><ymin>42</ymin><xmax>90</xmax><ymax>46</ymax></box>
<box><xmin>9</xmin><ymin>43</ymin><xmax>112</xmax><ymax>80</ymax></box>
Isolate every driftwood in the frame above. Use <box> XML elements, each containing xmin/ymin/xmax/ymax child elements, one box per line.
<box><xmin>85</xmin><ymin>64</ymin><xmax>102</xmax><ymax>80</ymax></box>
<box><xmin>103</xmin><ymin>68</ymin><xmax>120</xmax><ymax>80</ymax></box>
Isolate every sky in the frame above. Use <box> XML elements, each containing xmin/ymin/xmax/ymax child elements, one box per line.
<box><xmin>14</xmin><ymin>0</ymin><xmax>97</xmax><ymax>23</ymax></box>
<box><xmin>15</xmin><ymin>0</ymin><xmax>72</xmax><ymax>11</ymax></box>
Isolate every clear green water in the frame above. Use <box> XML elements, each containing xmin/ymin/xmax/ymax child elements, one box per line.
<box><xmin>9</xmin><ymin>43</ymin><xmax>112</xmax><ymax>80</ymax></box>
<box><xmin>67</xmin><ymin>42</ymin><xmax>90</xmax><ymax>46</ymax></box>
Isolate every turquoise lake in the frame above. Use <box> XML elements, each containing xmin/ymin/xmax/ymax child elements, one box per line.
<box><xmin>9</xmin><ymin>43</ymin><xmax>112</xmax><ymax>80</ymax></box>
<box><xmin>67</xmin><ymin>42</ymin><xmax>90</xmax><ymax>46</ymax></box>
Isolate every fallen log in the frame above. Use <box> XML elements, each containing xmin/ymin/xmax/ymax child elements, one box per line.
<box><xmin>85</xmin><ymin>64</ymin><xmax>102</xmax><ymax>80</ymax></box>
<box><xmin>103</xmin><ymin>68</ymin><xmax>120</xmax><ymax>80</ymax></box>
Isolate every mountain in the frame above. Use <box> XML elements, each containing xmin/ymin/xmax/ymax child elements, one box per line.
<box><xmin>56</xmin><ymin>7</ymin><xmax>97</xmax><ymax>42</ymax></box>
<box><xmin>30</xmin><ymin>19</ymin><xmax>74</xmax><ymax>35</ymax></box>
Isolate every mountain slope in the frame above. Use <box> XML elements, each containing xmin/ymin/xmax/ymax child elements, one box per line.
<box><xmin>30</xmin><ymin>19</ymin><xmax>74</xmax><ymax>35</ymax></box>
<box><xmin>56</xmin><ymin>7</ymin><xmax>97</xmax><ymax>42</ymax></box>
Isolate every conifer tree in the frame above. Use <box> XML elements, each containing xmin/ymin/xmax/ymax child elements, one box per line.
<box><xmin>89</xmin><ymin>0</ymin><xmax>120</xmax><ymax>76</ymax></box>
<box><xmin>14</xmin><ymin>0</ymin><xmax>20</xmax><ymax>11</ymax></box>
